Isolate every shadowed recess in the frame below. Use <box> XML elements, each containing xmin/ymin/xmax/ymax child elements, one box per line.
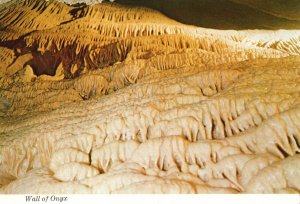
<box><xmin>117</xmin><ymin>0</ymin><xmax>300</xmax><ymax>29</ymax></box>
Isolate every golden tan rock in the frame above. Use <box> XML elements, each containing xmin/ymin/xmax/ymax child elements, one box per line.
<box><xmin>0</xmin><ymin>0</ymin><xmax>300</xmax><ymax>194</ymax></box>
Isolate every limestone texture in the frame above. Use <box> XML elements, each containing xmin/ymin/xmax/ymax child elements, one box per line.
<box><xmin>0</xmin><ymin>0</ymin><xmax>300</xmax><ymax>194</ymax></box>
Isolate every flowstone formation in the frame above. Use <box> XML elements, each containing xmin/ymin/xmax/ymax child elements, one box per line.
<box><xmin>0</xmin><ymin>0</ymin><xmax>300</xmax><ymax>194</ymax></box>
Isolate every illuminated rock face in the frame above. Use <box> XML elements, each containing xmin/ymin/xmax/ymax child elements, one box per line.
<box><xmin>0</xmin><ymin>0</ymin><xmax>300</xmax><ymax>194</ymax></box>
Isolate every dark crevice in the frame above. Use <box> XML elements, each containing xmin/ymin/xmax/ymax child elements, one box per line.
<box><xmin>220</xmin><ymin>117</ymin><xmax>227</xmax><ymax>137</ymax></box>
<box><xmin>88</xmin><ymin>149</ymin><xmax>92</xmax><ymax>165</ymax></box>
<box><xmin>24</xmin><ymin>51</ymin><xmax>61</xmax><ymax>76</ymax></box>
<box><xmin>211</xmin><ymin>121</ymin><xmax>216</xmax><ymax>139</ymax></box>
<box><xmin>276</xmin><ymin>143</ymin><xmax>290</xmax><ymax>158</ymax></box>
<box><xmin>292</xmin><ymin>135</ymin><xmax>300</xmax><ymax>149</ymax></box>
<box><xmin>69</xmin><ymin>5</ymin><xmax>87</xmax><ymax>18</ymax></box>
<box><xmin>59</xmin><ymin>4</ymin><xmax>87</xmax><ymax>25</ymax></box>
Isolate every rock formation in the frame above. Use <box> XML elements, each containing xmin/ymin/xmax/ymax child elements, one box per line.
<box><xmin>0</xmin><ymin>0</ymin><xmax>300</xmax><ymax>194</ymax></box>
